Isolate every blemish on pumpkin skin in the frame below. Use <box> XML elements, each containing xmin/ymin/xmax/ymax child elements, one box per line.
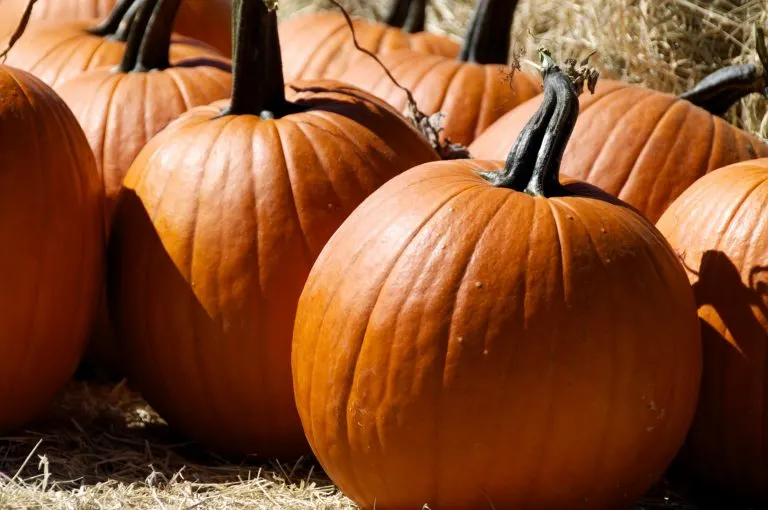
<box><xmin>475</xmin><ymin>281</ymin><xmax>484</xmax><ymax>289</ymax></box>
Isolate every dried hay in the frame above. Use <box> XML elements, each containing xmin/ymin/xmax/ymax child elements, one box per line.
<box><xmin>0</xmin><ymin>382</ymin><xmax>700</xmax><ymax>509</ymax></box>
<box><xmin>2</xmin><ymin>0</ymin><xmax>766</xmax><ymax>508</ymax></box>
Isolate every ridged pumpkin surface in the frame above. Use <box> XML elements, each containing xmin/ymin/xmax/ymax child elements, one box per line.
<box><xmin>57</xmin><ymin>61</ymin><xmax>232</xmax><ymax>229</ymax></box>
<box><xmin>338</xmin><ymin>51</ymin><xmax>541</xmax><ymax>146</ymax></box>
<box><xmin>657</xmin><ymin>161</ymin><xmax>768</xmax><ymax>502</ymax></box>
<box><xmin>108</xmin><ymin>81</ymin><xmax>439</xmax><ymax>457</ymax></box>
<box><xmin>469</xmin><ymin>79</ymin><xmax>768</xmax><ymax>222</ymax></box>
<box><xmin>292</xmin><ymin>158</ymin><xmax>702</xmax><ymax>509</ymax></box>
<box><xmin>0</xmin><ymin>66</ymin><xmax>104</xmax><ymax>431</ymax></box>
<box><xmin>0</xmin><ymin>0</ymin><xmax>233</xmax><ymax>56</ymax></box>
<box><xmin>279</xmin><ymin>12</ymin><xmax>460</xmax><ymax>82</ymax></box>
<box><xmin>3</xmin><ymin>20</ymin><xmax>222</xmax><ymax>89</ymax></box>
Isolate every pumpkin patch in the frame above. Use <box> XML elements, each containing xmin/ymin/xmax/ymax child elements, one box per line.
<box><xmin>1</xmin><ymin>0</ymin><xmax>768</xmax><ymax>508</ymax></box>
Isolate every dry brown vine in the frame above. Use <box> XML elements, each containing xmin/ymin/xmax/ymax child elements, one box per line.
<box><xmin>326</xmin><ymin>0</ymin><xmax>471</xmax><ymax>160</ymax></box>
<box><xmin>0</xmin><ymin>0</ymin><xmax>38</xmax><ymax>62</ymax></box>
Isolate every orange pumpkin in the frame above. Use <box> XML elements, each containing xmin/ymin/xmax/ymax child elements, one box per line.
<box><xmin>657</xmin><ymin>161</ymin><xmax>768</xmax><ymax>503</ymax></box>
<box><xmin>292</xmin><ymin>55</ymin><xmax>702</xmax><ymax>509</ymax></box>
<box><xmin>470</xmin><ymin>65</ymin><xmax>768</xmax><ymax>223</ymax></box>
<box><xmin>337</xmin><ymin>0</ymin><xmax>540</xmax><ymax>147</ymax></box>
<box><xmin>56</xmin><ymin>0</ymin><xmax>231</xmax><ymax>230</ymax></box>
<box><xmin>0</xmin><ymin>0</ymin><xmax>232</xmax><ymax>56</ymax></box>
<box><xmin>2</xmin><ymin>0</ymin><xmax>222</xmax><ymax>89</ymax></box>
<box><xmin>279</xmin><ymin>0</ymin><xmax>460</xmax><ymax>83</ymax></box>
<box><xmin>107</xmin><ymin>0</ymin><xmax>438</xmax><ymax>457</ymax></box>
<box><xmin>0</xmin><ymin>65</ymin><xmax>104</xmax><ymax>431</ymax></box>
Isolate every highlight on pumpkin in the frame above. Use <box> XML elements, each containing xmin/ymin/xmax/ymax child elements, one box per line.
<box><xmin>2</xmin><ymin>0</ymin><xmax>768</xmax><ymax>508</ymax></box>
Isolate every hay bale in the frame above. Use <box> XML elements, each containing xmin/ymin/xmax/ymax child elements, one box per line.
<box><xmin>278</xmin><ymin>0</ymin><xmax>768</xmax><ymax>138</ymax></box>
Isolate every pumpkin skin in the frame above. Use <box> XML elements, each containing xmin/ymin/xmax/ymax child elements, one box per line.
<box><xmin>657</xmin><ymin>161</ymin><xmax>768</xmax><ymax>503</ymax></box>
<box><xmin>56</xmin><ymin>29</ymin><xmax>231</xmax><ymax>229</ymax></box>
<box><xmin>0</xmin><ymin>65</ymin><xmax>104</xmax><ymax>431</ymax></box>
<box><xmin>279</xmin><ymin>11</ymin><xmax>460</xmax><ymax>83</ymax></box>
<box><xmin>292</xmin><ymin>63</ymin><xmax>702</xmax><ymax>509</ymax></box>
<box><xmin>2</xmin><ymin>20</ymin><xmax>222</xmax><ymax>89</ymax></box>
<box><xmin>0</xmin><ymin>0</ymin><xmax>232</xmax><ymax>56</ymax></box>
<box><xmin>108</xmin><ymin>75</ymin><xmax>439</xmax><ymax>457</ymax></box>
<box><xmin>469</xmin><ymin>79</ymin><xmax>768</xmax><ymax>223</ymax></box>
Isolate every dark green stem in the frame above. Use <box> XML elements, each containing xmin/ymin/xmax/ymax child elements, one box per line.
<box><xmin>134</xmin><ymin>0</ymin><xmax>182</xmax><ymax>71</ymax></box>
<box><xmin>224</xmin><ymin>0</ymin><xmax>296</xmax><ymax>118</ymax></box>
<box><xmin>479</xmin><ymin>66</ymin><xmax>579</xmax><ymax>197</ymax></box>
<box><xmin>679</xmin><ymin>64</ymin><xmax>767</xmax><ymax>116</ymax></box>
<box><xmin>113</xmin><ymin>0</ymin><xmax>145</xmax><ymax>42</ymax></box>
<box><xmin>119</xmin><ymin>0</ymin><xmax>157</xmax><ymax>72</ymax></box>
<box><xmin>87</xmin><ymin>0</ymin><xmax>134</xmax><ymax>36</ymax></box>
<box><xmin>384</xmin><ymin>0</ymin><xmax>426</xmax><ymax>33</ymax></box>
<box><xmin>459</xmin><ymin>0</ymin><xmax>519</xmax><ymax>64</ymax></box>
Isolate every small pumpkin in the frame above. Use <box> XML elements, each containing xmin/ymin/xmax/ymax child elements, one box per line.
<box><xmin>0</xmin><ymin>64</ymin><xmax>104</xmax><ymax>432</ymax></box>
<box><xmin>657</xmin><ymin>161</ymin><xmax>768</xmax><ymax>503</ymax></box>
<box><xmin>337</xmin><ymin>0</ymin><xmax>541</xmax><ymax>147</ymax></box>
<box><xmin>292</xmin><ymin>53</ymin><xmax>702</xmax><ymax>509</ymax></box>
<box><xmin>56</xmin><ymin>0</ymin><xmax>232</xmax><ymax>230</ymax></box>
<box><xmin>469</xmin><ymin>56</ymin><xmax>768</xmax><ymax>223</ymax></box>
<box><xmin>107</xmin><ymin>0</ymin><xmax>438</xmax><ymax>457</ymax></box>
<box><xmin>2</xmin><ymin>0</ymin><xmax>223</xmax><ymax>90</ymax></box>
<box><xmin>279</xmin><ymin>0</ymin><xmax>460</xmax><ymax>82</ymax></box>
<box><xmin>0</xmin><ymin>0</ymin><xmax>232</xmax><ymax>56</ymax></box>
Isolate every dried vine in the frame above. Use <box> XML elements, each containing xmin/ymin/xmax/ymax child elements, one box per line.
<box><xmin>326</xmin><ymin>0</ymin><xmax>471</xmax><ymax>159</ymax></box>
<box><xmin>0</xmin><ymin>0</ymin><xmax>38</xmax><ymax>62</ymax></box>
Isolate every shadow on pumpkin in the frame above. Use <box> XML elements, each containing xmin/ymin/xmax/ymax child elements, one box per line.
<box><xmin>0</xmin><ymin>187</ymin><xmax>320</xmax><ymax>489</ymax></box>
<box><xmin>668</xmin><ymin>250</ymin><xmax>768</xmax><ymax>509</ymax></box>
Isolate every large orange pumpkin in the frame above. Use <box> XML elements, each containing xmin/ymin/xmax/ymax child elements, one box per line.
<box><xmin>337</xmin><ymin>0</ymin><xmax>541</xmax><ymax>147</ymax></box>
<box><xmin>657</xmin><ymin>161</ymin><xmax>768</xmax><ymax>503</ymax></box>
<box><xmin>469</xmin><ymin>64</ymin><xmax>768</xmax><ymax>223</ymax></box>
<box><xmin>0</xmin><ymin>65</ymin><xmax>104</xmax><ymax>432</ymax></box>
<box><xmin>0</xmin><ymin>0</ymin><xmax>232</xmax><ymax>56</ymax></box>
<box><xmin>107</xmin><ymin>0</ymin><xmax>438</xmax><ymax>457</ymax></box>
<box><xmin>56</xmin><ymin>0</ymin><xmax>232</xmax><ymax>230</ymax></box>
<box><xmin>2</xmin><ymin>0</ymin><xmax>222</xmax><ymax>89</ymax></box>
<box><xmin>292</xmin><ymin>55</ymin><xmax>702</xmax><ymax>509</ymax></box>
<box><xmin>279</xmin><ymin>0</ymin><xmax>460</xmax><ymax>83</ymax></box>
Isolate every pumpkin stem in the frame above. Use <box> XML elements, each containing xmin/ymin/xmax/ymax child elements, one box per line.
<box><xmin>680</xmin><ymin>26</ymin><xmax>768</xmax><ymax>116</ymax></box>
<box><xmin>480</xmin><ymin>51</ymin><xmax>597</xmax><ymax>197</ymax></box>
<box><xmin>87</xmin><ymin>0</ymin><xmax>135</xmax><ymax>37</ymax></box>
<box><xmin>384</xmin><ymin>0</ymin><xmax>426</xmax><ymax>33</ymax></box>
<box><xmin>113</xmin><ymin>0</ymin><xmax>146</xmax><ymax>42</ymax></box>
<box><xmin>118</xmin><ymin>0</ymin><xmax>159</xmax><ymax>72</ymax></box>
<box><xmin>133</xmin><ymin>0</ymin><xmax>182</xmax><ymax>71</ymax></box>
<box><xmin>459</xmin><ymin>0</ymin><xmax>518</xmax><ymax>64</ymax></box>
<box><xmin>224</xmin><ymin>0</ymin><xmax>294</xmax><ymax>118</ymax></box>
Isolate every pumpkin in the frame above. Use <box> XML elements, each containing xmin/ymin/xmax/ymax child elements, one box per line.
<box><xmin>0</xmin><ymin>64</ymin><xmax>104</xmax><ymax>432</ymax></box>
<box><xmin>279</xmin><ymin>0</ymin><xmax>460</xmax><ymax>83</ymax></box>
<box><xmin>292</xmin><ymin>53</ymin><xmax>702</xmax><ymax>509</ymax></box>
<box><xmin>0</xmin><ymin>0</ymin><xmax>232</xmax><ymax>56</ymax></box>
<box><xmin>56</xmin><ymin>0</ymin><xmax>232</xmax><ymax>230</ymax></box>
<box><xmin>336</xmin><ymin>0</ymin><xmax>541</xmax><ymax>147</ymax></box>
<box><xmin>1</xmin><ymin>0</ymin><xmax>223</xmax><ymax>90</ymax></box>
<box><xmin>107</xmin><ymin>0</ymin><xmax>438</xmax><ymax>457</ymax></box>
<box><xmin>469</xmin><ymin>61</ymin><xmax>768</xmax><ymax>223</ymax></box>
<box><xmin>52</xmin><ymin>0</ymin><xmax>230</xmax><ymax>383</ymax></box>
<box><xmin>657</xmin><ymin>161</ymin><xmax>768</xmax><ymax>503</ymax></box>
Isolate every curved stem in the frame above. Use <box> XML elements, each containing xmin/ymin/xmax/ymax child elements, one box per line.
<box><xmin>223</xmin><ymin>0</ymin><xmax>293</xmax><ymax>118</ymax></box>
<box><xmin>134</xmin><ymin>0</ymin><xmax>182</xmax><ymax>71</ymax></box>
<box><xmin>480</xmin><ymin>66</ymin><xmax>579</xmax><ymax>197</ymax></box>
<box><xmin>119</xmin><ymin>0</ymin><xmax>157</xmax><ymax>72</ymax></box>
<box><xmin>384</xmin><ymin>0</ymin><xmax>426</xmax><ymax>33</ymax></box>
<box><xmin>459</xmin><ymin>0</ymin><xmax>518</xmax><ymax>64</ymax></box>
<box><xmin>113</xmin><ymin>0</ymin><xmax>145</xmax><ymax>42</ymax></box>
<box><xmin>87</xmin><ymin>0</ymin><xmax>134</xmax><ymax>36</ymax></box>
<box><xmin>679</xmin><ymin>64</ymin><xmax>767</xmax><ymax>116</ymax></box>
